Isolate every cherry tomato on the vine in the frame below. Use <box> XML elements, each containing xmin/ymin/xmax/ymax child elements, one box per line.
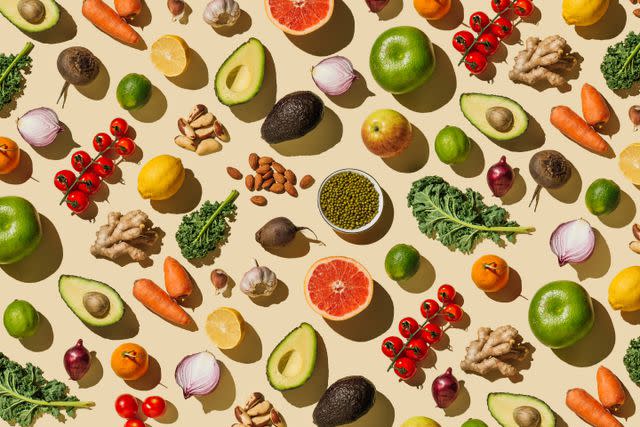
<box><xmin>115</xmin><ymin>137</ymin><xmax>136</xmax><ymax>157</ymax></box>
<box><xmin>54</xmin><ymin>170</ymin><xmax>76</xmax><ymax>192</ymax></box>
<box><xmin>398</xmin><ymin>317</ymin><xmax>420</xmax><ymax>338</ymax></box>
<box><xmin>115</xmin><ymin>394</ymin><xmax>138</xmax><ymax>419</ymax></box>
<box><xmin>437</xmin><ymin>284</ymin><xmax>456</xmax><ymax>303</ymax></box>
<box><xmin>381</xmin><ymin>336</ymin><xmax>404</xmax><ymax>358</ymax></box>
<box><xmin>469</xmin><ymin>11</ymin><xmax>490</xmax><ymax>33</ymax></box>
<box><xmin>452</xmin><ymin>30</ymin><xmax>474</xmax><ymax>53</ymax></box>
<box><xmin>77</xmin><ymin>171</ymin><xmax>101</xmax><ymax>194</ymax></box>
<box><xmin>66</xmin><ymin>190</ymin><xmax>90</xmax><ymax>213</ymax></box>
<box><xmin>475</xmin><ymin>33</ymin><xmax>500</xmax><ymax>56</ymax></box>
<box><xmin>490</xmin><ymin>17</ymin><xmax>513</xmax><ymax>39</ymax></box>
<box><xmin>443</xmin><ymin>303</ymin><xmax>464</xmax><ymax>323</ymax></box>
<box><xmin>404</xmin><ymin>338</ymin><xmax>429</xmax><ymax>362</ymax></box>
<box><xmin>92</xmin><ymin>132</ymin><xmax>113</xmax><ymax>152</ymax></box>
<box><xmin>393</xmin><ymin>357</ymin><xmax>417</xmax><ymax>380</ymax></box>
<box><xmin>70</xmin><ymin>150</ymin><xmax>92</xmax><ymax>172</ymax></box>
<box><xmin>465</xmin><ymin>51</ymin><xmax>488</xmax><ymax>74</ymax></box>
<box><xmin>142</xmin><ymin>396</ymin><xmax>166</xmax><ymax>418</ymax></box>
<box><xmin>110</xmin><ymin>118</ymin><xmax>129</xmax><ymax>137</ymax></box>
<box><xmin>513</xmin><ymin>0</ymin><xmax>533</xmax><ymax>17</ymax></box>
<box><xmin>420</xmin><ymin>323</ymin><xmax>443</xmax><ymax>344</ymax></box>
<box><xmin>124</xmin><ymin>419</ymin><xmax>145</xmax><ymax>427</ymax></box>
<box><xmin>491</xmin><ymin>0</ymin><xmax>511</xmax><ymax>13</ymax></box>
<box><xmin>92</xmin><ymin>156</ymin><xmax>115</xmax><ymax>178</ymax></box>
<box><xmin>420</xmin><ymin>299</ymin><xmax>440</xmax><ymax>319</ymax></box>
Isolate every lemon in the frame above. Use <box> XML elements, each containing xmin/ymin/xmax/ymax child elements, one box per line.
<box><xmin>151</xmin><ymin>35</ymin><xmax>190</xmax><ymax>77</ymax></box>
<box><xmin>205</xmin><ymin>307</ymin><xmax>245</xmax><ymax>349</ymax></box>
<box><xmin>609</xmin><ymin>266</ymin><xmax>640</xmax><ymax>312</ymax></box>
<box><xmin>620</xmin><ymin>143</ymin><xmax>640</xmax><ymax>185</ymax></box>
<box><xmin>562</xmin><ymin>0</ymin><xmax>609</xmax><ymax>26</ymax></box>
<box><xmin>138</xmin><ymin>154</ymin><xmax>185</xmax><ymax>200</ymax></box>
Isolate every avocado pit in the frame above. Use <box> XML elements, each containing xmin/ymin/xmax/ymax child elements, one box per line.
<box><xmin>18</xmin><ymin>0</ymin><xmax>45</xmax><ymax>24</ymax></box>
<box><xmin>82</xmin><ymin>291</ymin><xmax>111</xmax><ymax>319</ymax></box>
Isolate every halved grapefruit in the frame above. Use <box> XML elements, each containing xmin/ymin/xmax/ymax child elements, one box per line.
<box><xmin>265</xmin><ymin>0</ymin><xmax>334</xmax><ymax>36</ymax></box>
<box><xmin>304</xmin><ymin>256</ymin><xmax>374</xmax><ymax>321</ymax></box>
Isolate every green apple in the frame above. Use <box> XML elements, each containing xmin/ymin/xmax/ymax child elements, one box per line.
<box><xmin>528</xmin><ymin>280</ymin><xmax>595</xmax><ymax>349</ymax></box>
<box><xmin>361</xmin><ymin>109</ymin><xmax>413</xmax><ymax>158</ymax></box>
<box><xmin>0</xmin><ymin>196</ymin><xmax>42</xmax><ymax>264</ymax></box>
<box><xmin>370</xmin><ymin>26</ymin><xmax>436</xmax><ymax>94</ymax></box>
<box><xmin>401</xmin><ymin>416</ymin><xmax>441</xmax><ymax>427</ymax></box>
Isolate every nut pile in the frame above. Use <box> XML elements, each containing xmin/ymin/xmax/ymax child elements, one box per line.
<box><xmin>226</xmin><ymin>153</ymin><xmax>315</xmax><ymax>207</ymax></box>
<box><xmin>174</xmin><ymin>104</ymin><xmax>230</xmax><ymax>155</ymax></box>
<box><xmin>232</xmin><ymin>392</ymin><xmax>286</xmax><ymax>427</ymax></box>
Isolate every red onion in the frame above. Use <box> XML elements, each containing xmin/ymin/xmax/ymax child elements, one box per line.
<box><xmin>175</xmin><ymin>351</ymin><xmax>220</xmax><ymax>398</ymax></box>
<box><xmin>431</xmin><ymin>367</ymin><xmax>459</xmax><ymax>408</ymax></box>
<box><xmin>486</xmin><ymin>155</ymin><xmax>514</xmax><ymax>197</ymax></box>
<box><xmin>63</xmin><ymin>339</ymin><xmax>91</xmax><ymax>381</ymax></box>
<box><xmin>365</xmin><ymin>0</ymin><xmax>390</xmax><ymax>12</ymax></box>
<box><xmin>17</xmin><ymin>107</ymin><xmax>63</xmax><ymax>147</ymax></box>
<box><xmin>311</xmin><ymin>56</ymin><xmax>357</xmax><ymax>96</ymax></box>
<box><xmin>550</xmin><ymin>219</ymin><xmax>595</xmax><ymax>266</ymax></box>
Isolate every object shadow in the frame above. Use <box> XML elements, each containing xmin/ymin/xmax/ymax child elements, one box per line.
<box><xmin>351</xmin><ymin>391</ymin><xmax>395</xmax><ymax>427</ymax></box>
<box><xmin>618</xmin><ymin>382</ymin><xmax>637</xmax><ymax>420</ymax></box>
<box><xmin>213</xmin><ymin>10</ymin><xmax>252</xmax><ymax>36</ymax></box>
<box><xmin>266</xmin><ymin>231</ymin><xmax>321</xmax><ymax>258</ymax></box>
<box><xmin>548</xmin><ymin>163</ymin><xmax>582</xmax><ymax>205</ymax></box>
<box><xmin>599</xmin><ymin>99</ymin><xmax>620</xmax><ymax>137</ymax></box>
<box><xmin>328</xmin><ymin>71</ymin><xmax>374</xmax><ymax>109</ymax></box>
<box><xmin>231</xmin><ymin>47</ymin><xmax>277</xmax><ymax>122</ymax></box>
<box><xmin>444</xmin><ymin>379</ymin><xmax>471</xmax><ymax>417</ymax></box>
<box><xmin>487</xmin><ymin>267</ymin><xmax>523</xmax><ymax>303</ymax></box>
<box><xmin>253</xmin><ymin>279</ymin><xmax>289</xmax><ymax>307</ymax></box>
<box><xmin>88</xmin><ymin>301</ymin><xmax>140</xmax><ymax>340</ymax></box>
<box><xmin>0</xmin><ymin>149</ymin><xmax>32</xmax><ymax>184</ymax></box>
<box><xmin>221</xmin><ymin>322</ymin><xmax>262</xmax><ymax>364</ymax></box>
<box><xmin>20</xmin><ymin>311</ymin><xmax>53</xmax><ymax>352</ymax></box>
<box><xmin>572</xmin><ymin>228</ymin><xmax>611</xmax><ymax>280</ymax></box>
<box><xmin>283</xmin><ymin>333</ymin><xmax>329</xmax><ymax>407</ymax></box>
<box><xmin>126</xmin><ymin>356</ymin><xmax>162</xmax><ymax>390</ymax></box>
<box><xmin>337</xmin><ymin>189</ymin><xmax>394</xmax><ymax>245</ymax></box>
<box><xmin>198</xmin><ymin>361</ymin><xmax>236</xmax><ymax>412</ymax></box>
<box><xmin>285</xmin><ymin>0</ymin><xmax>355</xmax><ymax>56</ymax></box>
<box><xmin>383</xmin><ymin>126</ymin><xmax>429</xmax><ymax>173</ymax></box>
<box><xmin>156</xmin><ymin>400</ymin><xmax>179</xmax><ymax>424</ymax></box>
<box><xmin>398</xmin><ymin>256</ymin><xmax>436</xmax><ymax>293</ymax></box>
<box><xmin>326</xmin><ymin>281</ymin><xmax>393</xmax><ymax>342</ymax></box>
<box><xmin>377</xmin><ymin>0</ymin><xmax>403</xmax><ymax>21</ymax></box>
<box><xmin>500</xmin><ymin>168</ymin><xmax>527</xmax><ymax>205</ymax></box>
<box><xmin>271</xmin><ymin>107</ymin><xmax>342</xmax><ymax>156</ymax></box>
<box><xmin>168</xmin><ymin>49</ymin><xmax>209</xmax><ymax>90</ymax></box>
<box><xmin>33</xmin><ymin>122</ymin><xmax>79</xmax><ymax>160</ymax></box>
<box><xmin>151</xmin><ymin>169</ymin><xmax>202</xmax><ymax>214</ymax></box>
<box><xmin>575</xmin><ymin>1</ymin><xmax>626</xmax><ymax>40</ymax></box>
<box><xmin>493</xmin><ymin>114</ymin><xmax>546</xmax><ymax>152</ymax></box>
<box><xmin>78</xmin><ymin>351</ymin><xmax>104</xmax><ymax>388</ymax></box>
<box><xmin>452</xmin><ymin>138</ymin><xmax>485</xmax><ymax>178</ymax></box>
<box><xmin>131</xmin><ymin>0</ymin><xmax>152</xmax><ymax>29</ymax></box>
<box><xmin>24</xmin><ymin>5</ymin><xmax>76</xmax><ymax>43</ymax></box>
<box><xmin>599</xmin><ymin>190</ymin><xmax>636</xmax><ymax>228</ymax></box>
<box><xmin>180</xmin><ymin>271</ymin><xmax>203</xmax><ymax>310</ymax></box>
<box><xmin>76</xmin><ymin>62</ymin><xmax>111</xmax><ymax>101</ymax></box>
<box><xmin>429</xmin><ymin>0</ymin><xmax>464</xmax><ymax>30</ymax></box>
<box><xmin>622</xmin><ymin>310</ymin><xmax>640</xmax><ymax>325</ymax></box>
<box><xmin>130</xmin><ymin>85</ymin><xmax>168</xmax><ymax>123</ymax></box>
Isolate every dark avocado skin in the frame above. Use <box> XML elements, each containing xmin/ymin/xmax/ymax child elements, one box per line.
<box><xmin>312</xmin><ymin>376</ymin><xmax>376</xmax><ymax>427</ymax></box>
<box><xmin>261</xmin><ymin>91</ymin><xmax>324</xmax><ymax>144</ymax></box>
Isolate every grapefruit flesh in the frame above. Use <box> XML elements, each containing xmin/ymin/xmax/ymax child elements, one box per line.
<box><xmin>265</xmin><ymin>0</ymin><xmax>334</xmax><ymax>35</ymax></box>
<box><xmin>304</xmin><ymin>256</ymin><xmax>373</xmax><ymax>321</ymax></box>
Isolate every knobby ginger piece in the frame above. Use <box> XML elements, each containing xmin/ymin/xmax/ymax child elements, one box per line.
<box><xmin>90</xmin><ymin>210</ymin><xmax>158</xmax><ymax>262</ymax></box>
<box><xmin>460</xmin><ymin>325</ymin><xmax>530</xmax><ymax>378</ymax></box>
<box><xmin>509</xmin><ymin>35</ymin><xmax>578</xmax><ymax>88</ymax></box>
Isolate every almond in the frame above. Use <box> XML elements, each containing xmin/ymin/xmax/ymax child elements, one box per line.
<box><xmin>254</xmin><ymin>174</ymin><xmax>263</xmax><ymax>191</ymax></box>
<box><xmin>272</xmin><ymin>162</ymin><xmax>285</xmax><ymax>174</ymax></box>
<box><xmin>249</xmin><ymin>153</ymin><xmax>259</xmax><ymax>170</ymax></box>
<box><xmin>274</xmin><ymin>173</ymin><xmax>286</xmax><ymax>184</ymax></box>
<box><xmin>258</xmin><ymin>156</ymin><xmax>273</xmax><ymax>165</ymax></box>
<box><xmin>262</xmin><ymin>169</ymin><xmax>273</xmax><ymax>179</ymax></box>
<box><xmin>262</xmin><ymin>178</ymin><xmax>274</xmax><ymax>189</ymax></box>
<box><xmin>284</xmin><ymin>170</ymin><xmax>297</xmax><ymax>185</ymax></box>
<box><xmin>245</xmin><ymin>175</ymin><xmax>255</xmax><ymax>191</ymax></box>
<box><xmin>284</xmin><ymin>182</ymin><xmax>298</xmax><ymax>197</ymax></box>
<box><xmin>250</xmin><ymin>196</ymin><xmax>267</xmax><ymax>206</ymax></box>
<box><xmin>270</xmin><ymin>183</ymin><xmax>285</xmax><ymax>194</ymax></box>
<box><xmin>256</xmin><ymin>164</ymin><xmax>271</xmax><ymax>175</ymax></box>
<box><xmin>226</xmin><ymin>167</ymin><xmax>242</xmax><ymax>180</ymax></box>
<box><xmin>300</xmin><ymin>175</ymin><xmax>315</xmax><ymax>189</ymax></box>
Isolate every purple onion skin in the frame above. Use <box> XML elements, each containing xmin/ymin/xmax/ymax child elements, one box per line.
<box><xmin>431</xmin><ymin>367</ymin><xmax>459</xmax><ymax>409</ymax></box>
<box><xmin>487</xmin><ymin>156</ymin><xmax>514</xmax><ymax>197</ymax></box>
<box><xmin>64</xmin><ymin>339</ymin><xmax>91</xmax><ymax>381</ymax></box>
<box><xmin>366</xmin><ymin>0</ymin><xmax>390</xmax><ymax>12</ymax></box>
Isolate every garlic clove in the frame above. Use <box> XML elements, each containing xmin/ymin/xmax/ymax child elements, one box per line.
<box><xmin>203</xmin><ymin>0</ymin><xmax>241</xmax><ymax>28</ymax></box>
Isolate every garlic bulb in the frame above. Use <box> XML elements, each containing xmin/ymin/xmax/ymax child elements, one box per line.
<box><xmin>203</xmin><ymin>0</ymin><xmax>240</xmax><ymax>28</ymax></box>
<box><xmin>240</xmin><ymin>262</ymin><xmax>277</xmax><ymax>297</ymax></box>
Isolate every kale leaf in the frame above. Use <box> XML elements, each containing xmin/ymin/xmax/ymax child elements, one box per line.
<box><xmin>624</xmin><ymin>337</ymin><xmax>640</xmax><ymax>384</ymax></box>
<box><xmin>601</xmin><ymin>32</ymin><xmax>640</xmax><ymax>90</ymax></box>
<box><xmin>0</xmin><ymin>42</ymin><xmax>33</xmax><ymax>109</ymax></box>
<box><xmin>175</xmin><ymin>190</ymin><xmax>238</xmax><ymax>259</ymax></box>
<box><xmin>407</xmin><ymin>176</ymin><xmax>535</xmax><ymax>254</ymax></box>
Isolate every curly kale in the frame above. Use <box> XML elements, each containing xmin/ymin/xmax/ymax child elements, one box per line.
<box><xmin>624</xmin><ymin>337</ymin><xmax>640</xmax><ymax>384</ymax></box>
<box><xmin>601</xmin><ymin>32</ymin><xmax>640</xmax><ymax>90</ymax></box>
<box><xmin>176</xmin><ymin>190</ymin><xmax>238</xmax><ymax>259</ymax></box>
<box><xmin>407</xmin><ymin>176</ymin><xmax>535</xmax><ymax>254</ymax></box>
<box><xmin>0</xmin><ymin>353</ymin><xmax>94</xmax><ymax>427</ymax></box>
<box><xmin>0</xmin><ymin>42</ymin><xmax>33</xmax><ymax>109</ymax></box>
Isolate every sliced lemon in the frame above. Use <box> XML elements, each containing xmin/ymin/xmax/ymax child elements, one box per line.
<box><xmin>619</xmin><ymin>143</ymin><xmax>640</xmax><ymax>185</ymax></box>
<box><xmin>150</xmin><ymin>35</ymin><xmax>190</xmax><ymax>77</ymax></box>
<box><xmin>205</xmin><ymin>307</ymin><xmax>245</xmax><ymax>349</ymax></box>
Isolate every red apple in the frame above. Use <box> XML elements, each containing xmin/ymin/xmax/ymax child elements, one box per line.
<box><xmin>361</xmin><ymin>109</ymin><xmax>412</xmax><ymax>158</ymax></box>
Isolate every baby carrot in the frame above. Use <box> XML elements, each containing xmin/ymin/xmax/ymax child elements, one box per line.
<box><xmin>597</xmin><ymin>366</ymin><xmax>626</xmax><ymax>412</ymax></box>
<box><xmin>133</xmin><ymin>278</ymin><xmax>191</xmax><ymax>326</ymax></box>
<box><xmin>581</xmin><ymin>83</ymin><xmax>610</xmax><ymax>129</ymax></box>
<box><xmin>550</xmin><ymin>105</ymin><xmax>611</xmax><ymax>155</ymax></box>
<box><xmin>164</xmin><ymin>256</ymin><xmax>193</xmax><ymax>301</ymax></box>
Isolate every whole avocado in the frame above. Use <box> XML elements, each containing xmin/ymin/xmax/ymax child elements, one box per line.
<box><xmin>261</xmin><ymin>91</ymin><xmax>324</xmax><ymax>144</ymax></box>
<box><xmin>313</xmin><ymin>376</ymin><xmax>376</xmax><ymax>426</ymax></box>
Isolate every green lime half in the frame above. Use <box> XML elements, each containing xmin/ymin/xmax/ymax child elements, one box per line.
<box><xmin>385</xmin><ymin>243</ymin><xmax>420</xmax><ymax>281</ymax></box>
<box><xmin>116</xmin><ymin>73</ymin><xmax>152</xmax><ymax>110</ymax></box>
<box><xmin>435</xmin><ymin>125</ymin><xmax>470</xmax><ymax>165</ymax></box>
<box><xmin>585</xmin><ymin>178</ymin><xmax>620</xmax><ymax>216</ymax></box>
<box><xmin>3</xmin><ymin>300</ymin><xmax>39</xmax><ymax>338</ymax></box>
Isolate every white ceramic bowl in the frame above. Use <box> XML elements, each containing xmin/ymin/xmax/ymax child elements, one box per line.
<box><xmin>317</xmin><ymin>168</ymin><xmax>384</xmax><ymax>234</ymax></box>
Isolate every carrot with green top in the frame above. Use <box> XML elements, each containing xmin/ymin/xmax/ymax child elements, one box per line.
<box><xmin>133</xmin><ymin>278</ymin><xmax>191</xmax><ymax>326</ymax></box>
<box><xmin>82</xmin><ymin>0</ymin><xmax>140</xmax><ymax>45</ymax></box>
<box><xmin>550</xmin><ymin>106</ymin><xmax>611</xmax><ymax>155</ymax></box>
<box><xmin>566</xmin><ymin>388</ymin><xmax>623</xmax><ymax>427</ymax></box>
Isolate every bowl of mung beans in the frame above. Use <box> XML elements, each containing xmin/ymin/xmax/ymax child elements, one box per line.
<box><xmin>317</xmin><ymin>169</ymin><xmax>384</xmax><ymax>234</ymax></box>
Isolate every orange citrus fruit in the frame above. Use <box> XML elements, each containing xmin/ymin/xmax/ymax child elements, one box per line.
<box><xmin>471</xmin><ymin>254</ymin><xmax>509</xmax><ymax>293</ymax></box>
<box><xmin>413</xmin><ymin>0</ymin><xmax>451</xmax><ymax>20</ymax></box>
<box><xmin>620</xmin><ymin>143</ymin><xmax>640</xmax><ymax>185</ymax></box>
<box><xmin>265</xmin><ymin>0</ymin><xmax>334</xmax><ymax>35</ymax></box>
<box><xmin>0</xmin><ymin>137</ymin><xmax>20</xmax><ymax>175</ymax></box>
<box><xmin>111</xmin><ymin>342</ymin><xmax>149</xmax><ymax>380</ymax></box>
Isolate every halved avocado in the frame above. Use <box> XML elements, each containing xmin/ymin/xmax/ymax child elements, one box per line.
<box><xmin>488</xmin><ymin>392</ymin><xmax>556</xmax><ymax>427</ymax></box>
<box><xmin>215</xmin><ymin>38</ymin><xmax>265</xmax><ymax>106</ymax></box>
<box><xmin>460</xmin><ymin>93</ymin><xmax>528</xmax><ymax>141</ymax></box>
<box><xmin>0</xmin><ymin>0</ymin><xmax>60</xmax><ymax>33</ymax></box>
<box><xmin>267</xmin><ymin>323</ymin><xmax>317</xmax><ymax>391</ymax></box>
<box><xmin>59</xmin><ymin>275</ymin><xmax>124</xmax><ymax>327</ymax></box>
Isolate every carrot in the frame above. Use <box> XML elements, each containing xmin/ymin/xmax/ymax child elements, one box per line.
<box><xmin>82</xmin><ymin>0</ymin><xmax>140</xmax><ymax>45</ymax></box>
<box><xmin>550</xmin><ymin>106</ymin><xmax>611</xmax><ymax>154</ymax></box>
<box><xmin>566</xmin><ymin>388</ymin><xmax>623</xmax><ymax>427</ymax></box>
<box><xmin>581</xmin><ymin>83</ymin><xmax>610</xmax><ymax>129</ymax></box>
<box><xmin>163</xmin><ymin>256</ymin><xmax>193</xmax><ymax>301</ymax></box>
<box><xmin>133</xmin><ymin>278</ymin><xmax>191</xmax><ymax>326</ymax></box>
<box><xmin>597</xmin><ymin>366</ymin><xmax>626</xmax><ymax>412</ymax></box>
<box><xmin>114</xmin><ymin>0</ymin><xmax>142</xmax><ymax>19</ymax></box>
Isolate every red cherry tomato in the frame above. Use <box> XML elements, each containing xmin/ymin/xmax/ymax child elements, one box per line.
<box><xmin>70</xmin><ymin>150</ymin><xmax>92</xmax><ymax>172</ymax></box>
<box><xmin>490</xmin><ymin>17</ymin><xmax>513</xmax><ymax>39</ymax></box>
<box><xmin>465</xmin><ymin>51</ymin><xmax>488</xmax><ymax>74</ymax></box>
<box><xmin>92</xmin><ymin>156</ymin><xmax>115</xmax><ymax>178</ymax></box>
<box><xmin>381</xmin><ymin>336</ymin><xmax>404</xmax><ymax>358</ymax></box>
<box><xmin>469</xmin><ymin>11</ymin><xmax>490</xmax><ymax>33</ymax></box>
<box><xmin>443</xmin><ymin>303</ymin><xmax>464</xmax><ymax>323</ymax></box>
<box><xmin>142</xmin><ymin>396</ymin><xmax>166</xmax><ymax>418</ymax></box>
<box><xmin>54</xmin><ymin>170</ymin><xmax>76</xmax><ymax>192</ymax></box>
<box><xmin>115</xmin><ymin>137</ymin><xmax>136</xmax><ymax>157</ymax></box>
<box><xmin>92</xmin><ymin>132</ymin><xmax>113</xmax><ymax>152</ymax></box>
<box><xmin>437</xmin><ymin>284</ymin><xmax>456</xmax><ymax>303</ymax></box>
<box><xmin>398</xmin><ymin>317</ymin><xmax>420</xmax><ymax>338</ymax></box>
<box><xmin>77</xmin><ymin>171</ymin><xmax>101</xmax><ymax>194</ymax></box>
<box><xmin>404</xmin><ymin>338</ymin><xmax>429</xmax><ymax>361</ymax></box>
<box><xmin>420</xmin><ymin>299</ymin><xmax>440</xmax><ymax>319</ymax></box>
<box><xmin>420</xmin><ymin>323</ymin><xmax>443</xmax><ymax>344</ymax></box>
<box><xmin>452</xmin><ymin>30</ymin><xmax>475</xmax><ymax>53</ymax></box>
<box><xmin>393</xmin><ymin>357</ymin><xmax>417</xmax><ymax>380</ymax></box>
<box><xmin>66</xmin><ymin>191</ymin><xmax>90</xmax><ymax>213</ymax></box>
<box><xmin>475</xmin><ymin>33</ymin><xmax>499</xmax><ymax>56</ymax></box>
<box><xmin>491</xmin><ymin>0</ymin><xmax>511</xmax><ymax>12</ymax></box>
<box><xmin>124</xmin><ymin>419</ymin><xmax>145</xmax><ymax>427</ymax></box>
<box><xmin>115</xmin><ymin>394</ymin><xmax>138</xmax><ymax>419</ymax></box>
<box><xmin>110</xmin><ymin>118</ymin><xmax>129</xmax><ymax>137</ymax></box>
<box><xmin>513</xmin><ymin>0</ymin><xmax>533</xmax><ymax>16</ymax></box>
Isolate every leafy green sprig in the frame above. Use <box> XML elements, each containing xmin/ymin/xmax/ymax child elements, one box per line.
<box><xmin>601</xmin><ymin>32</ymin><xmax>640</xmax><ymax>90</ymax></box>
<box><xmin>0</xmin><ymin>42</ymin><xmax>33</xmax><ymax>109</ymax></box>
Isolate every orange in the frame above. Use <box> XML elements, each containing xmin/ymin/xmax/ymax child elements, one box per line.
<box><xmin>471</xmin><ymin>255</ymin><xmax>509</xmax><ymax>293</ymax></box>
<box><xmin>110</xmin><ymin>342</ymin><xmax>149</xmax><ymax>380</ymax></box>
<box><xmin>413</xmin><ymin>0</ymin><xmax>451</xmax><ymax>20</ymax></box>
<box><xmin>0</xmin><ymin>137</ymin><xmax>20</xmax><ymax>175</ymax></box>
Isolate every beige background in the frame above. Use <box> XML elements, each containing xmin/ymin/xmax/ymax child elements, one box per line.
<box><xmin>1</xmin><ymin>0</ymin><xmax>640</xmax><ymax>426</ymax></box>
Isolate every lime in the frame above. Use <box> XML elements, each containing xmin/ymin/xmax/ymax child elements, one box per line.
<box><xmin>116</xmin><ymin>73</ymin><xmax>152</xmax><ymax>110</ymax></box>
<box><xmin>461</xmin><ymin>419</ymin><xmax>488</xmax><ymax>427</ymax></box>
<box><xmin>585</xmin><ymin>178</ymin><xmax>620</xmax><ymax>216</ymax></box>
<box><xmin>435</xmin><ymin>125</ymin><xmax>470</xmax><ymax>165</ymax></box>
<box><xmin>385</xmin><ymin>244</ymin><xmax>421</xmax><ymax>281</ymax></box>
<box><xmin>3</xmin><ymin>300</ymin><xmax>39</xmax><ymax>338</ymax></box>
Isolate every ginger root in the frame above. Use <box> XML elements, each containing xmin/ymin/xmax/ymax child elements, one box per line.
<box><xmin>509</xmin><ymin>35</ymin><xmax>578</xmax><ymax>88</ymax></box>
<box><xmin>460</xmin><ymin>325</ymin><xmax>530</xmax><ymax>378</ymax></box>
<box><xmin>90</xmin><ymin>210</ymin><xmax>158</xmax><ymax>262</ymax></box>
